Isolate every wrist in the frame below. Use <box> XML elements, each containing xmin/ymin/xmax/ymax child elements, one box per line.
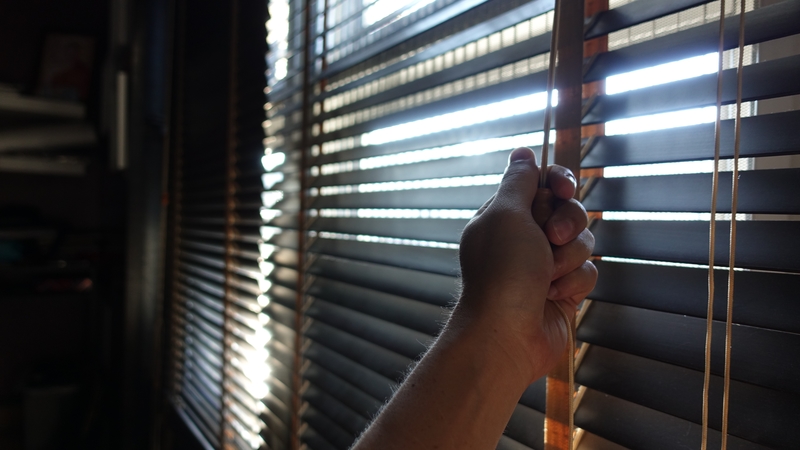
<box><xmin>442</xmin><ymin>305</ymin><xmax>541</xmax><ymax>387</ymax></box>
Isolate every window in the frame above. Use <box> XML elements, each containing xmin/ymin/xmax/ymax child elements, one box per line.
<box><xmin>169</xmin><ymin>0</ymin><xmax>800</xmax><ymax>448</ymax></box>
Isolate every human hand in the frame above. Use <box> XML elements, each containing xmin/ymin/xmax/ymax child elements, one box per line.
<box><xmin>451</xmin><ymin>147</ymin><xmax>596</xmax><ymax>383</ymax></box>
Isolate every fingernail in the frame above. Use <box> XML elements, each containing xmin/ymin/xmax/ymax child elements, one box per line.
<box><xmin>508</xmin><ymin>147</ymin><xmax>533</xmax><ymax>164</ymax></box>
<box><xmin>552</xmin><ymin>217</ymin><xmax>574</xmax><ymax>242</ymax></box>
<box><xmin>566</xmin><ymin>171</ymin><xmax>577</xmax><ymax>189</ymax></box>
<box><xmin>547</xmin><ymin>285</ymin><xmax>558</xmax><ymax>299</ymax></box>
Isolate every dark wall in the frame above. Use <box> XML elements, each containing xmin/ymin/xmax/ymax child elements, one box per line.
<box><xmin>0</xmin><ymin>0</ymin><xmax>108</xmax><ymax>89</ymax></box>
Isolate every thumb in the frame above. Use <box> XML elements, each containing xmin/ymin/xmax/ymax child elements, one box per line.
<box><xmin>493</xmin><ymin>147</ymin><xmax>540</xmax><ymax>212</ymax></box>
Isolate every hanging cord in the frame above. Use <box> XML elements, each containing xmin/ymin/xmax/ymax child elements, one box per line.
<box><xmin>539</xmin><ymin>0</ymin><xmax>561</xmax><ymax>188</ymax></box>
<box><xmin>721</xmin><ymin>1</ymin><xmax>746</xmax><ymax>448</ymax></box>
<box><xmin>702</xmin><ymin>0</ymin><xmax>726</xmax><ymax>448</ymax></box>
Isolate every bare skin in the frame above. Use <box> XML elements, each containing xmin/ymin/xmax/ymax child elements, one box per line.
<box><xmin>352</xmin><ymin>147</ymin><xmax>597</xmax><ymax>450</ymax></box>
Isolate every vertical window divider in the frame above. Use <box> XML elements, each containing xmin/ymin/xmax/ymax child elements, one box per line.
<box><xmin>545</xmin><ymin>0</ymin><xmax>585</xmax><ymax>449</ymax></box>
<box><xmin>293</xmin><ymin>0</ymin><xmax>316</xmax><ymax>448</ymax></box>
<box><xmin>222</xmin><ymin>0</ymin><xmax>241</xmax><ymax>446</ymax></box>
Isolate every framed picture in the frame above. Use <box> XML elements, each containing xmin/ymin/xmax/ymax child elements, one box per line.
<box><xmin>36</xmin><ymin>34</ymin><xmax>95</xmax><ymax>102</ymax></box>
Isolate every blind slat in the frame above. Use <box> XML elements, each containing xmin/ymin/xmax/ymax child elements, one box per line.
<box><xmin>592</xmin><ymin>220</ymin><xmax>800</xmax><ymax>272</ymax></box>
<box><xmin>577</xmin><ymin>302</ymin><xmax>800</xmax><ymax>395</ymax></box>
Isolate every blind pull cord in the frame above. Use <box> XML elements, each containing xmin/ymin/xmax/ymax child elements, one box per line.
<box><xmin>703</xmin><ymin>1</ymin><xmax>746</xmax><ymax>449</ymax></box>
<box><xmin>722</xmin><ymin>1</ymin><xmax>746</xmax><ymax>448</ymax></box>
<box><xmin>701</xmin><ymin>0</ymin><xmax>727</xmax><ymax>446</ymax></box>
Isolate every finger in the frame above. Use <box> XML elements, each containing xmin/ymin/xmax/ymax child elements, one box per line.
<box><xmin>545</xmin><ymin>165</ymin><xmax>578</xmax><ymax>200</ymax></box>
<box><xmin>551</xmin><ymin>228</ymin><xmax>595</xmax><ymax>279</ymax></box>
<box><xmin>491</xmin><ymin>147</ymin><xmax>540</xmax><ymax>213</ymax></box>
<box><xmin>544</xmin><ymin>198</ymin><xmax>589</xmax><ymax>245</ymax></box>
<box><xmin>547</xmin><ymin>261</ymin><xmax>598</xmax><ymax>307</ymax></box>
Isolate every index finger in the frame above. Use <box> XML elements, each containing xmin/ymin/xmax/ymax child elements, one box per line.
<box><xmin>545</xmin><ymin>165</ymin><xmax>578</xmax><ymax>200</ymax></box>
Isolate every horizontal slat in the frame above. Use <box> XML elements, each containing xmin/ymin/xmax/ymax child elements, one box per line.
<box><xmin>304</xmin><ymin>384</ymin><xmax>369</xmax><ymax>436</ymax></box>
<box><xmin>315</xmin><ymin>112</ymin><xmax>543</xmax><ymax>168</ymax></box>
<box><xmin>317</xmin><ymin>0</ymin><xmax>554</xmax><ymax>99</ymax></box>
<box><xmin>582</xmin><ymin>110</ymin><xmax>800</xmax><ymax>168</ymax></box>
<box><xmin>585</xmin><ymin>54</ymin><xmax>800</xmax><ymax>124</ymax></box>
<box><xmin>311</xmin><ymin>237</ymin><xmax>459</xmax><ymax>276</ymax></box>
<box><xmin>184</xmin><ymin>371</ymin><xmax>222</xmax><ymax>410</ymax></box>
<box><xmin>308</xmin><ymin>275</ymin><xmax>448</xmax><ymax>335</ymax></box>
<box><xmin>575</xmin><ymin>431</ymin><xmax>629</xmax><ymax>450</ymax></box>
<box><xmin>183</xmin><ymin>360</ymin><xmax>222</xmax><ymax>397</ymax></box>
<box><xmin>308</xmin><ymin>255</ymin><xmax>457</xmax><ymax>307</ymax></box>
<box><xmin>316</xmin><ymin>34</ymin><xmax>552</xmax><ymax>122</ymax></box>
<box><xmin>313</xmin><ymin>147</ymin><xmax>525</xmax><ymax>187</ymax></box>
<box><xmin>591</xmin><ymin>260</ymin><xmax>800</xmax><ymax>333</ymax></box>
<box><xmin>519</xmin><ymin>377</ymin><xmax>546</xmax><ymax>413</ymax></box>
<box><xmin>575</xmin><ymin>388</ymin><xmax>769</xmax><ymax>450</ymax></box>
<box><xmin>180</xmin><ymin>238</ymin><xmax>226</xmax><ymax>255</ymax></box>
<box><xmin>178</xmin><ymin>402</ymin><xmax>220</xmax><ymax>450</ymax></box>
<box><xmin>577</xmin><ymin>344</ymin><xmax>800</xmax><ymax>449</ymax></box>
<box><xmin>303</xmin><ymin>362</ymin><xmax>385</xmax><ymax>420</ymax></box>
<box><xmin>584</xmin><ymin>0</ymin><xmax>800</xmax><ymax>82</ymax></box>
<box><xmin>182</xmin><ymin>382</ymin><xmax>222</xmax><ymax>433</ymax></box>
<box><xmin>184</xmin><ymin>297</ymin><xmax>225</xmax><ymax>327</ymax></box>
<box><xmin>592</xmin><ymin>220</ymin><xmax>800</xmax><ymax>272</ymax></box>
<box><xmin>179</xmin><ymin>282</ymin><xmax>225</xmax><ymax>313</ymax></box>
<box><xmin>314</xmin><ymin>73</ymin><xmax>548</xmax><ymax>144</ymax></box>
<box><xmin>306</xmin><ymin>298</ymin><xmax>434</xmax><ymax>359</ymax></box>
<box><xmin>322</xmin><ymin>0</ymin><xmax>491</xmax><ymax>78</ymax></box>
<box><xmin>583</xmin><ymin>169</ymin><xmax>800</xmax><ymax>213</ymax></box>
<box><xmin>497</xmin><ymin>435</ymin><xmax>533</xmax><ymax>450</ymax></box>
<box><xmin>577</xmin><ymin>301</ymin><xmax>800</xmax><ymax>395</ymax></box>
<box><xmin>302</xmin><ymin>405</ymin><xmax>354</xmax><ymax>450</ymax></box>
<box><xmin>504</xmin><ymin>403</ymin><xmax>544</xmax><ymax>450</ymax></box>
<box><xmin>311</xmin><ymin>217</ymin><xmax>468</xmax><ymax>244</ymax></box>
<box><xmin>268</xmin><ymin>318</ymin><xmax>297</xmax><ymax>350</ymax></box>
<box><xmin>178</xmin><ymin>269</ymin><xmax>225</xmax><ymax>298</ymax></box>
<box><xmin>584</xmin><ymin>0</ymin><xmax>709</xmax><ymax>40</ymax></box>
<box><xmin>304</xmin><ymin>342</ymin><xmax>397</xmax><ymax>401</ymax></box>
<box><xmin>299</xmin><ymin>424</ymin><xmax>338</xmax><ymax>450</ymax></box>
<box><xmin>311</xmin><ymin>185</ymin><xmax>496</xmax><ymax>209</ymax></box>
<box><xmin>305</xmin><ymin>321</ymin><xmax>414</xmax><ymax>381</ymax></box>
<box><xmin>264</xmin><ymin>301</ymin><xmax>296</xmax><ymax>332</ymax></box>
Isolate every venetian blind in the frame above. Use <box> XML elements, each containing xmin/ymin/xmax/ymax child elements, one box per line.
<box><xmin>211</xmin><ymin>0</ymin><xmax>800</xmax><ymax>449</ymax></box>
<box><xmin>168</xmin><ymin>1</ymin><xmax>281</xmax><ymax>449</ymax></box>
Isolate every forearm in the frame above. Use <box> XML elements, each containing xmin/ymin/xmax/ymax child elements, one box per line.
<box><xmin>352</xmin><ymin>317</ymin><xmax>532</xmax><ymax>450</ymax></box>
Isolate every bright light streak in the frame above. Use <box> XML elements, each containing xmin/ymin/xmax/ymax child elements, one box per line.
<box><xmin>257</xmin><ymin>295</ymin><xmax>271</xmax><ymax>307</ymax></box>
<box><xmin>262</xmin><ymin>172</ymin><xmax>284</xmax><ymax>189</ymax></box>
<box><xmin>601</xmin><ymin>256</ymin><xmax>750</xmax><ymax>272</ymax></box>
<box><xmin>603</xmin><ymin>211</ymin><xmax>750</xmax><ymax>221</ymax></box>
<box><xmin>258</xmin><ymin>243</ymin><xmax>276</xmax><ymax>259</ymax></box>
<box><xmin>606</xmin><ymin>53</ymin><xmax>717</xmax><ymax>95</ymax></box>
<box><xmin>317</xmin><ymin>231</ymin><xmax>459</xmax><ymax>249</ymax></box>
<box><xmin>245</xmin><ymin>328</ymin><xmax>272</xmax><ymax>348</ymax></box>
<box><xmin>319</xmin><ymin>132</ymin><xmax>551</xmax><ymax>176</ymax></box>
<box><xmin>274</xmin><ymin>58</ymin><xmax>288</xmax><ymax>80</ymax></box>
<box><xmin>604</xmin><ymin>157</ymin><xmax>753</xmax><ymax>178</ymax></box>
<box><xmin>260</xmin><ymin>209</ymin><xmax>282</xmax><ymax>222</ymax></box>
<box><xmin>261</xmin><ymin>191</ymin><xmax>284</xmax><ymax>207</ymax></box>
<box><xmin>318</xmin><ymin>208</ymin><xmax>476</xmax><ymax>219</ymax></box>
<box><xmin>605</xmin><ymin>106</ymin><xmax>715</xmax><ymax>136</ymax></box>
<box><xmin>604</xmin><ymin>160</ymin><xmax>715</xmax><ymax>178</ymax></box>
<box><xmin>319</xmin><ymin>174</ymin><xmax>502</xmax><ymax>195</ymax></box>
<box><xmin>262</xmin><ymin>152</ymin><xmax>286</xmax><ymax>171</ymax></box>
<box><xmin>362</xmin><ymin>0</ymin><xmax>431</xmax><ymax>26</ymax></box>
<box><xmin>258</xmin><ymin>261</ymin><xmax>275</xmax><ymax>276</ymax></box>
<box><xmin>260</xmin><ymin>226</ymin><xmax>282</xmax><ymax>241</ymax></box>
<box><xmin>360</xmin><ymin>91</ymin><xmax>558</xmax><ymax>146</ymax></box>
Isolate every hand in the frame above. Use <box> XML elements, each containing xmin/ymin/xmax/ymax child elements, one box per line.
<box><xmin>451</xmin><ymin>147</ymin><xmax>597</xmax><ymax>383</ymax></box>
